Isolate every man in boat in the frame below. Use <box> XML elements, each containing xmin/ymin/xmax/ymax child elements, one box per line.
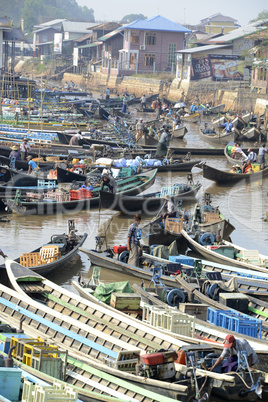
<box><xmin>154</xmin><ymin>97</ymin><xmax>162</xmax><ymax>118</ymax></box>
<box><xmin>161</xmin><ymin>195</ymin><xmax>176</xmax><ymax>227</ymax></box>
<box><xmin>155</xmin><ymin>125</ymin><xmax>172</xmax><ymax>158</ymax></box>
<box><xmin>257</xmin><ymin>144</ymin><xmax>268</xmax><ymax>166</ymax></box>
<box><xmin>27</xmin><ymin>155</ymin><xmax>38</xmax><ymax>174</ymax></box>
<box><xmin>190</xmin><ymin>103</ymin><xmax>198</xmax><ymax>114</ymax></box>
<box><xmin>0</xmin><ymin>249</ymin><xmax>7</xmax><ymax>258</ymax></box>
<box><xmin>105</xmin><ymin>88</ymin><xmax>110</xmax><ymax>100</ymax></box>
<box><xmin>100</xmin><ymin>173</ymin><xmax>116</xmax><ymax>193</ymax></box>
<box><xmin>140</xmin><ymin>94</ymin><xmax>147</xmax><ymax>110</ymax></box>
<box><xmin>209</xmin><ymin>334</ymin><xmax>258</xmax><ymax>373</ymax></box>
<box><xmin>247</xmin><ymin>148</ymin><xmax>257</xmax><ymax>163</ymax></box>
<box><xmin>220</xmin><ymin>119</ymin><xmax>233</xmax><ymax>133</ymax></box>
<box><xmin>69</xmin><ymin>131</ymin><xmax>83</xmax><ymax>146</ymax></box>
<box><xmin>136</xmin><ymin>119</ymin><xmax>145</xmax><ymax>141</ymax></box>
<box><xmin>127</xmin><ymin>214</ymin><xmax>141</xmax><ymax>266</ymax></box>
<box><xmin>9</xmin><ymin>145</ymin><xmax>21</xmax><ymax>161</ymax></box>
<box><xmin>20</xmin><ymin>138</ymin><xmax>31</xmax><ymax>160</ymax></box>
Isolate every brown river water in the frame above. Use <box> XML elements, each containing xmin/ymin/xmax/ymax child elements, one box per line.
<box><xmin>0</xmin><ymin>115</ymin><xmax>268</xmax><ymax>401</ymax></box>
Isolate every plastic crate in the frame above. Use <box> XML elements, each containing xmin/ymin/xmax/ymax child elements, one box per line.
<box><xmin>69</xmin><ymin>190</ymin><xmax>81</xmax><ymax>200</ymax></box>
<box><xmin>79</xmin><ymin>188</ymin><xmax>92</xmax><ymax>199</ymax></box>
<box><xmin>207</xmin><ymin>308</ymin><xmax>262</xmax><ymax>338</ymax></box>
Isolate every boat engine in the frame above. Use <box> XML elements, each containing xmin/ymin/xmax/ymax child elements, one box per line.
<box><xmin>136</xmin><ymin>350</ymin><xmax>177</xmax><ymax>381</ymax></box>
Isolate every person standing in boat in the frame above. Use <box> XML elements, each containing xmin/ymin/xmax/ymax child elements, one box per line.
<box><xmin>155</xmin><ymin>125</ymin><xmax>172</xmax><ymax>158</ymax></box>
<box><xmin>209</xmin><ymin>334</ymin><xmax>258</xmax><ymax>373</ymax></box>
<box><xmin>127</xmin><ymin>214</ymin><xmax>141</xmax><ymax>266</ymax></box>
<box><xmin>140</xmin><ymin>94</ymin><xmax>147</xmax><ymax>110</ymax></box>
<box><xmin>154</xmin><ymin>97</ymin><xmax>162</xmax><ymax>119</ymax></box>
<box><xmin>161</xmin><ymin>195</ymin><xmax>176</xmax><ymax>227</ymax></box>
<box><xmin>257</xmin><ymin>144</ymin><xmax>268</xmax><ymax>166</ymax></box>
<box><xmin>136</xmin><ymin>119</ymin><xmax>145</xmax><ymax>141</ymax></box>
<box><xmin>9</xmin><ymin>145</ymin><xmax>21</xmax><ymax>161</ymax></box>
<box><xmin>220</xmin><ymin>119</ymin><xmax>233</xmax><ymax>133</ymax></box>
<box><xmin>105</xmin><ymin>88</ymin><xmax>110</xmax><ymax>100</ymax></box>
<box><xmin>100</xmin><ymin>173</ymin><xmax>116</xmax><ymax>193</ymax></box>
<box><xmin>121</xmin><ymin>96</ymin><xmax>127</xmax><ymax>114</ymax></box>
<box><xmin>247</xmin><ymin>148</ymin><xmax>257</xmax><ymax>163</ymax></box>
<box><xmin>20</xmin><ymin>138</ymin><xmax>31</xmax><ymax>160</ymax></box>
<box><xmin>27</xmin><ymin>155</ymin><xmax>38</xmax><ymax>174</ymax></box>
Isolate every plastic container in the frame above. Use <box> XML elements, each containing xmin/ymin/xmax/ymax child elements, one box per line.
<box><xmin>113</xmin><ymin>245</ymin><xmax>128</xmax><ymax>254</ymax></box>
<box><xmin>251</xmin><ymin>163</ymin><xmax>261</xmax><ymax>172</ymax></box>
<box><xmin>69</xmin><ymin>190</ymin><xmax>81</xmax><ymax>200</ymax></box>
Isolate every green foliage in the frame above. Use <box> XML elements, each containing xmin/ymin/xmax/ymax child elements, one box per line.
<box><xmin>0</xmin><ymin>0</ymin><xmax>94</xmax><ymax>32</ymax></box>
<box><xmin>120</xmin><ymin>14</ymin><xmax>147</xmax><ymax>23</ymax></box>
<box><xmin>249</xmin><ymin>10</ymin><xmax>268</xmax><ymax>23</ymax></box>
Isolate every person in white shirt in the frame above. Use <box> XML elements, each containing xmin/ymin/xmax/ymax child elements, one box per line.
<box><xmin>247</xmin><ymin>148</ymin><xmax>257</xmax><ymax>163</ymax></box>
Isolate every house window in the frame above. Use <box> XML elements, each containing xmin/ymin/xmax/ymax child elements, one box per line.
<box><xmin>145</xmin><ymin>54</ymin><xmax>155</xmax><ymax>66</ymax></box>
<box><xmin>43</xmin><ymin>35</ymin><xmax>47</xmax><ymax>42</ymax></box>
<box><xmin>145</xmin><ymin>32</ymin><xmax>156</xmax><ymax>46</ymax></box>
<box><xmin>130</xmin><ymin>31</ymin><xmax>139</xmax><ymax>44</ymax></box>
<box><xmin>168</xmin><ymin>43</ymin><xmax>176</xmax><ymax>67</ymax></box>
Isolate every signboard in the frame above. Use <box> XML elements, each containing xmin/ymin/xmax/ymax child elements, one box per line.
<box><xmin>54</xmin><ymin>33</ymin><xmax>62</xmax><ymax>53</ymax></box>
<box><xmin>191</xmin><ymin>57</ymin><xmax>212</xmax><ymax>80</ymax></box>
<box><xmin>190</xmin><ymin>54</ymin><xmax>244</xmax><ymax>80</ymax></box>
<box><xmin>73</xmin><ymin>47</ymin><xmax>78</xmax><ymax>67</ymax></box>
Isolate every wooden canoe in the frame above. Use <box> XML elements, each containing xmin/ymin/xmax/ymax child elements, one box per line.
<box><xmin>202</xmin><ymin>163</ymin><xmax>268</xmax><ymax>184</ymax></box>
<box><xmin>180</xmin><ymin>113</ymin><xmax>201</xmax><ymax>123</ymax></box>
<box><xmin>199</xmin><ymin>127</ymin><xmax>236</xmax><ymax>145</ymax></box>
<box><xmin>6</xmin><ymin>169</ymin><xmax>157</xmax><ymax>215</ymax></box>
<box><xmin>0</xmin><ymin>221</ymin><xmax>87</xmax><ymax>276</ymax></box>
<box><xmin>1</xmin><ymin>263</ymin><xmax>212</xmax><ymax>402</ymax></box>
<box><xmin>99</xmin><ymin>182</ymin><xmax>202</xmax><ymax>214</ymax></box>
<box><xmin>181</xmin><ymin>228</ymin><xmax>268</xmax><ymax>274</ymax></box>
<box><xmin>224</xmin><ymin>141</ymin><xmax>248</xmax><ymax>166</ymax></box>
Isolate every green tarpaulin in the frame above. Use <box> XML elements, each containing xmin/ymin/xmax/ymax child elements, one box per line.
<box><xmin>93</xmin><ymin>281</ymin><xmax>133</xmax><ymax>304</ymax></box>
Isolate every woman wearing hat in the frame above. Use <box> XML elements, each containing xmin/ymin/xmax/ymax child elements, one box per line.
<box><xmin>20</xmin><ymin>138</ymin><xmax>31</xmax><ymax>160</ymax></box>
<box><xmin>209</xmin><ymin>334</ymin><xmax>258</xmax><ymax>373</ymax></box>
<box><xmin>161</xmin><ymin>194</ymin><xmax>176</xmax><ymax>227</ymax></box>
<box><xmin>9</xmin><ymin>145</ymin><xmax>21</xmax><ymax>161</ymax></box>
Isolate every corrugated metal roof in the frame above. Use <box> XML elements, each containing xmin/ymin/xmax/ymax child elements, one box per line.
<box><xmin>208</xmin><ymin>21</ymin><xmax>268</xmax><ymax>43</ymax></box>
<box><xmin>200</xmin><ymin>13</ymin><xmax>237</xmax><ymax>23</ymax></box>
<box><xmin>77</xmin><ymin>41</ymin><xmax>103</xmax><ymax>49</ymax></box>
<box><xmin>61</xmin><ymin>21</ymin><xmax>98</xmax><ymax>33</ymax></box>
<box><xmin>34</xmin><ymin>26</ymin><xmax>59</xmax><ymax>34</ymax></box>
<box><xmin>177</xmin><ymin>44</ymin><xmax>231</xmax><ymax>54</ymax></box>
<box><xmin>98</xmin><ymin>29</ymin><xmax>121</xmax><ymax>41</ymax></box>
<box><xmin>119</xmin><ymin>15</ymin><xmax>191</xmax><ymax>33</ymax></box>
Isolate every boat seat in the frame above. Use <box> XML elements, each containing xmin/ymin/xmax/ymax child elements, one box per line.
<box><xmin>239</xmin><ymin>250</ymin><xmax>260</xmax><ymax>264</ymax></box>
<box><xmin>104</xmin><ymin>349</ymin><xmax>140</xmax><ymax>372</ymax></box>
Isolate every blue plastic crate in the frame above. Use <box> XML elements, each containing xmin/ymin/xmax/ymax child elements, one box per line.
<box><xmin>207</xmin><ymin>308</ymin><xmax>262</xmax><ymax>339</ymax></box>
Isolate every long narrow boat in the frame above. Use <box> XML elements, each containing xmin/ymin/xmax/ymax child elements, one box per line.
<box><xmin>199</xmin><ymin>127</ymin><xmax>236</xmax><ymax>145</ymax></box>
<box><xmin>181</xmin><ymin>228</ymin><xmax>268</xmax><ymax>274</ymax></box>
<box><xmin>1</xmin><ymin>262</ymin><xmax>213</xmax><ymax>402</ymax></box>
<box><xmin>202</xmin><ymin>163</ymin><xmax>268</xmax><ymax>184</ymax></box>
<box><xmin>224</xmin><ymin>141</ymin><xmax>248</xmax><ymax>166</ymax></box>
<box><xmin>99</xmin><ymin>181</ymin><xmax>202</xmax><ymax>214</ymax></box>
<box><xmin>0</xmin><ymin>219</ymin><xmax>87</xmax><ymax>276</ymax></box>
<box><xmin>0</xmin><ymin>155</ymin><xmax>54</xmax><ymax>171</ymax></box>
<box><xmin>6</xmin><ymin>168</ymin><xmax>157</xmax><ymax>215</ymax></box>
<box><xmin>207</xmin><ymin>103</ymin><xmax>225</xmax><ymax>114</ymax></box>
<box><xmin>180</xmin><ymin>113</ymin><xmax>201</xmax><ymax>123</ymax></box>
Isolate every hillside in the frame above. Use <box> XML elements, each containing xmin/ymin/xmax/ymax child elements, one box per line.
<box><xmin>0</xmin><ymin>0</ymin><xmax>94</xmax><ymax>33</ymax></box>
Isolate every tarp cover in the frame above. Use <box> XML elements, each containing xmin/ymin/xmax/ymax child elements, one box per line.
<box><xmin>152</xmin><ymin>240</ymin><xmax>178</xmax><ymax>259</ymax></box>
<box><xmin>93</xmin><ymin>281</ymin><xmax>133</xmax><ymax>304</ymax></box>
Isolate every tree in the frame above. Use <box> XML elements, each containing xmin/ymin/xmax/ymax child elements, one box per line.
<box><xmin>250</xmin><ymin>10</ymin><xmax>268</xmax><ymax>23</ymax></box>
<box><xmin>120</xmin><ymin>14</ymin><xmax>147</xmax><ymax>24</ymax></box>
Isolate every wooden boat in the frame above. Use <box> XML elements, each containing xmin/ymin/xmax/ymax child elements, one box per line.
<box><xmin>207</xmin><ymin>103</ymin><xmax>225</xmax><ymax>114</ymax></box>
<box><xmin>199</xmin><ymin>127</ymin><xmax>236</xmax><ymax>145</ymax></box>
<box><xmin>2</xmin><ymin>263</ymin><xmax>213</xmax><ymax>402</ymax></box>
<box><xmin>202</xmin><ymin>163</ymin><xmax>268</xmax><ymax>184</ymax></box>
<box><xmin>237</xmin><ymin>126</ymin><xmax>261</xmax><ymax>142</ymax></box>
<box><xmin>232</xmin><ymin>116</ymin><xmax>246</xmax><ymax>130</ymax></box>
<box><xmin>0</xmin><ymin>165</ymin><xmax>57</xmax><ymax>187</ymax></box>
<box><xmin>0</xmin><ymin>219</ymin><xmax>87</xmax><ymax>276</ymax></box>
<box><xmin>99</xmin><ymin>180</ymin><xmax>202</xmax><ymax>214</ymax></box>
<box><xmin>0</xmin><ymin>155</ymin><xmax>54</xmax><ymax>171</ymax></box>
<box><xmin>191</xmin><ymin>196</ymin><xmax>235</xmax><ymax>240</ymax></box>
<box><xmin>5</xmin><ymin>168</ymin><xmax>157</xmax><ymax>215</ymax></box>
<box><xmin>212</xmin><ymin>116</ymin><xmax>227</xmax><ymax>126</ymax></box>
<box><xmin>156</xmin><ymin>159</ymin><xmax>201</xmax><ymax>172</ymax></box>
<box><xmin>224</xmin><ymin>141</ymin><xmax>248</xmax><ymax>166</ymax></box>
<box><xmin>136</xmin><ymin>126</ymin><xmax>188</xmax><ymax>147</ymax></box>
<box><xmin>181</xmin><ymin>228</ymin><xmax>268</xmax><ymax>274</ymax></box>
<box><xmin>180</xmin><ymin>113</ymin><xmax>201</xmax><ymax>123</ymax></box>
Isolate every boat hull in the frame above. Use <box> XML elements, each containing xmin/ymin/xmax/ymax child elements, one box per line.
<box><xmin>203</xmin><ymin>163</ymin><xmax>268</xmax><ymax>184</ymax></box>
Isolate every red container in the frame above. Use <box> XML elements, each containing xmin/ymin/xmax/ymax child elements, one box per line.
<box><xmin>140</xmin><ymin>353</ymin><xmax>164</xmax><ymax>365</ymax></box>
<box><xmin>79</xmin><ymin>189</ymin><xmax>92</xmax><ymax>199</ymax></box>
<box><xmin>69</xmin><ymin>190</ymin><xmax>81</xmax><ymax>200</ymax></box>
<box><xmin>113</xmin><ymin>245</ymin><xmax>128</xmax><ymax>254</ymax></box>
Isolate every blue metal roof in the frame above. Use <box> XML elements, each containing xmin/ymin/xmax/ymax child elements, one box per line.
<box><xmin>119</xmin><ymin>15</ymin><xmax>191</xmax><ymax>33</ymax></box>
